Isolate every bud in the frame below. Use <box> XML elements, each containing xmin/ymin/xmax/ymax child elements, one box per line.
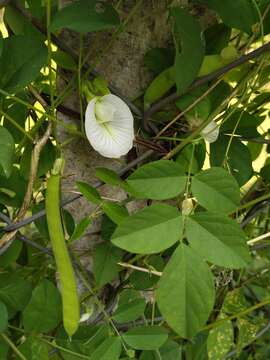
<box><xmin>182</xmin><ymin>198</ymin><xmax>194</xmax><ymax>215</ymax></box>
<box><xmin>201</xmin><ymin>120</ymin><xmax>219</xmax><ymax>143</ymax></box>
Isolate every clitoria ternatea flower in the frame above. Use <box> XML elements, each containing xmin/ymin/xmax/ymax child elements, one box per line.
<box><xmin>85</xmin><ymin>94</ymin><xmax>134</xmax><ymax>158</ymax></box>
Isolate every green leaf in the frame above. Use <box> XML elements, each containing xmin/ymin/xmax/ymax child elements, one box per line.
<box><xmin>261</xmin><ymin>163</ymin><xmax>270</xmax><ymax>184</ymax></box>
<box><xmin>3</xmin><ymin>100</ymin><xmax>28</xmax><ymax>143</ymax></box>
<box><xmin>76</xmin><ymin>181</ymin><xmax>102</xmax><ymax>204</ymax></box>
<box><xmin>248</xmin><ymin>141</ymin><xmax>263</xmax><ymax>161</ymax></box>
<box><xmin>222</xmin><ymin>288</ymin><xmax>249</xmax><ymax>315</ymax></box>
<box><xmin>0</xmin><ymin>301</ymin><xmax>8</xmax><ymax>332</ymax></box>
<box><xmin>0</xmin><ymin>126</ymin><xmax>15</xmax><ymax>178</ymax></box>
<box><xmin>158</xmin><ymin>340</ymin><xmax>182</xmax><ymax>360</ymax></box>
<box><xmin>0</xmin><ymin>33</ymin><xmax>47</xmax><ymax>92</ymax></box>
<box><xmin>23</xmin><ymin>279</ymin><xmax>62</xmax><ymax>333</ymax></box>
<box><xmin>56</xmin><ymin>324</ymin><xmax>109</xmax><ymax>360</ymax></box>
<box><xmin>144</xmin><ymin>47</ymin><xmax>175</xmax><ymax>74</ymax></box>
<box><xmin>197</xmin><ymin>0</ymin><xmax>258</xmax><ymax>34</ymax></box>
<box><xmin>18</xmin><ymin>336</ymin><xmax>49</xmax><ymax>360</ymax></box>
<box><xmin>33</xmin><ymin>204</ymin><xmax>75</xmax><ymax>239</ymax></box>
<box><xmin>0</xmin><ymin>239</ymin><xmax>22</xmax><ymax>268</ymax></box>
<box><xmin>171</xmin><ymin>8</ymin><xmax>204</xmax><ymax>93</ymax></box>
<box><xmin>191</xmin><ymin>167</ymin><xmax>240</xmax><ymax>213</ymax></box>
<box><xmin>101</xmin><ymin>201</ymin><xmax>129</xmax><ymax>224</ymax></box>
<box><xmin>20</xmin><ymin>140</ymin><xmax>57</xmax><ymax>179</ymax></box>
<box><xmin>139</xmin><ymin>352</ymin><xmax>156</xmax><ymax>360</ymax></box>
<box><xmin>101</xmin><ymin>215</ymin><xmax>117</xmax><ymax>241</ymax></box>
<box><xmin>126</xmin><ymin>160</ymin><xmax>186</xmax><ymax>200</ymax></box>
<box><xmin>112</xmin><ymin>289</ymin><xmax>146</xmax><ymax>323</ymax></box>
<box><xmin>129</xmin><ymin>256</ymin><xmax>164</xmax><ymax>290</ymax></box>
<box><xmin>0</xmin><ymin>336</ymin><xmax>9</xmax><ymax>359</ymax></box>
<box><xmin>176</xmin><ymin>142</ymin><xmax>206</xmax><ymax>174</ymax></box>
<box><xmin>123</xmin><ymin>326</ymin><xmax>168</xmax><ymax>351</ymax></box>
<box><xmin>156</xmin><ymin>244</ymin><xmax>215</xmax><ymax>338</ymax></box>
<box><xmin>210</xmin><ymin>135</ymin><xmax>253</xmax><ymax>186</ymax></box>
<box><xmin>186</xmin><ymin>212</ymin><xmax>250</xmax><ymax>268</ymax></box>
<box><xmin>140</xmin><ymin>340</ymin><xmax>182</xmax><ymax>360</ymax></box>
<box><xmin>27</xmin><ymin>0</ymin><xmax>45</xmax><ymax>20</ymax></box>
<box><xmin>144</xmin><ymin>67</ymin><xmax>175</xmax><ymax>107</ymax></box>
<box><xmin>185</xmin><ymin>332</ymin><xmax>208</xmax><ymax>360</ymax></box>
<box><xmin>0</xmin><ymin>167</ymin><xmax>27</xmax><ymax>207</ymax></box>
<box><xmin>52</xmin><ymin>49</ymin><xmax>77</xmax><ymax>70</ymax></box>
<box><xmin>207</xmin><ymin>316</ymin><xmax>233</xmax><ymax>360</ymax></box>
<box><xmin>93</xmin><ymin>243</ymin><xmax>123</xmax><ymax>287</ymax></box>
<box><xmin>176</xmin><ymin>86</ymin><xmax>211</xmax><ymax>120</ymax></box>
<box><xmin>50</xmin><ymin>1</ymin><xmax>119</xmax><ymax>33</ymax></box>
<box><xmin>260</xmin><ymin>0</ymin><xmax>270</xmax><ymax>35</ymax></box>
<box><xmin>111</xmin><ymin>204</ymin><xmax>182</xmax><ymax>254</ymax></box>
<box><xmin>221</xmin><ymin>110</ymin><xmax>264</xmax><ymax>138</ymax></box>
<box><xmin>95</xmin><ymin>167</ymin><xmax>122</xmax><ymax>186</ymax></box>
<box><xmin>0</xmin><ymin>273</ymin><xmax>32</xmax><ymax>315</ymax></box>
<box><xmin>4</xmin><ymin>5</ymin><xmax>42</xmax><ymax>36</ymax></box>
<box><xmin>237</xmin><ymin>318</ymin><xmax>260</xmax><ymax>353</ymax></box>
<box><xmin>89</xmin><ymin>336</ymin><xmax>122</xmax><ymax>360</ymax></box>
<box><xmin>208</xmin><ymin>81</ymin><xmax>232</xmax><ymax>111</ymax></box>
<box><xmin>204</xmin><ymin>23</ymin><xmax>231</xmax><ymax>55</ymax></box>
<box><xmin>0</xmin><ymin>35</ymin><xmax>3</xmax><ymax>58</ymax></box>
<box><xmin>69</xmin><ymin>217</ymin><xmax>92</xmax><ymax>243</ymax></box>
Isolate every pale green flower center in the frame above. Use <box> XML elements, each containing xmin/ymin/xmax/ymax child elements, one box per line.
<box><xmin>95</xmin><ymin>100</ymin><xmax>116</xmax><ymax>124</ymax></box>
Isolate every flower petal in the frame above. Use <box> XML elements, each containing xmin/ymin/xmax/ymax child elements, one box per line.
<box><xmin>201</xmin><ymin>121</ymin><xmax>219</xmax><ymax>143</ymax></box>
<box><xmin>85</xmin><ymin>94</ymin><xmax>134</xmax><ymax>158</ymax></box>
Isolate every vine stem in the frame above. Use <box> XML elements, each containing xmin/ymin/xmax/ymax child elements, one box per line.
<box><xmin>235</xmin><ymin>192</ymin><xmax>270</xmax><ymax>214</ymax></box>
<box><xmin>118</xmin><ymin>262</ymin><xmax>162</xmax><ymax>277</ymax></box>
<box><xmin>247</xmin><ymin>231</ymin><xmax>270</xmax><ymax>246</ymax></box>
<box><xmin>40</xmin><ymin>337</ymin><xmax>90</xmax><ymax>359</ymax></box>
<box><xmin>202</xmin><ymin>297</ymin><xmax>270</xmax><ymax>332</ymax></box>
<box><xmin>0</xmin><ymin>333</ymin><xmax>27</xmax><ymax>360</ymax></box>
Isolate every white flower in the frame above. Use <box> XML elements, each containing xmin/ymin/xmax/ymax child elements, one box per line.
<box><xmin>85</xmin><ymin>94</ymin><xmax>134</xmax><ymax>158</ymax></box>
<box><xmin>201</xmin><ymin>120</ymin><xmax>219</xmax><ymax>143</ymax></box>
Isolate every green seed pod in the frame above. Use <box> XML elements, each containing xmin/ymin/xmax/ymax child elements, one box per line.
<box><xmin>46</xmin><ymin>159</ymin><xmax>80</xmax><ymax>337</ymax></box>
